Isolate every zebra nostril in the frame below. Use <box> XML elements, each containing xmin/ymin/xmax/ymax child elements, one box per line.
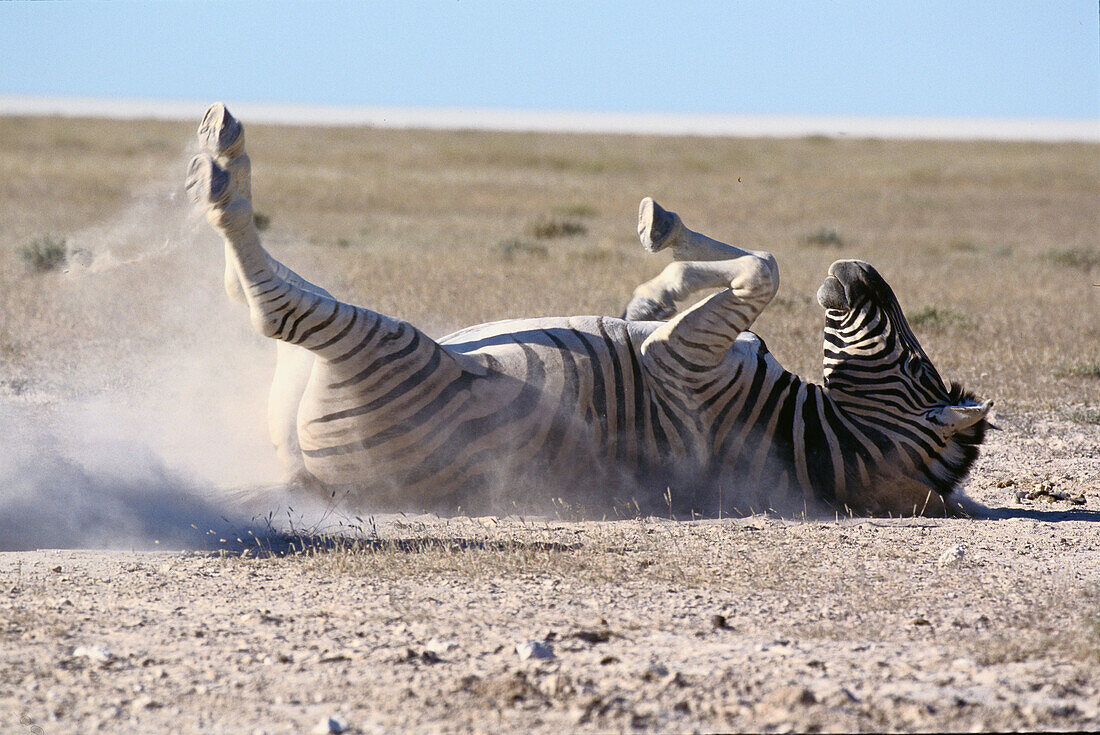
<box><xmin>817</xmin><ymin>275</ymin><xmax>848</xmax><ymax>311</ymax></box>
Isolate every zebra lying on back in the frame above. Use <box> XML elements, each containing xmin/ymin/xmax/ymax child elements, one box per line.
<box><xmin>186</xmin><ymin>103</ymin><xmax>992</xmax><ymax>518</ymax></box>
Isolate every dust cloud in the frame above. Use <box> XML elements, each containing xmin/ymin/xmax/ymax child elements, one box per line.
<box><xmin>0</xmin><ymin>153</ymin><xmax>308</xmax><ymax>551</ymax></box>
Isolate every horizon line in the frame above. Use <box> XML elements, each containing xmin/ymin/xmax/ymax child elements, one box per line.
<box><xmin>2</xmin><ymin>95</ymin><xmax>1097</xmax><ymax>143</ymax></box>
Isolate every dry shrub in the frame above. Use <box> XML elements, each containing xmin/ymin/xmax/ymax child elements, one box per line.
<box><xmin>525</xmin><ymin>214</ymin><xmax>587</xmax><ymax>239</ymax></box>
<box><xmin>801</xmin><ymin>227</ymin><xmax>844</xmax><ymax>247</ymax></box>
<box><xmin>905</xmin><ymin>306</ymin><xmax>969</xmax><ymax>331</ymax></box>
<box><xmin>498</xmin><ymin>239</ymin><xmax>549</xmax><ymax>261</ymax></box>
<box><xmin>1043</xmin><ymin>247</ymin><xmax>1100</xmax><ymax>271</ymax></box>
<box><xmin>19</xmin><ymin>236</ymin><xmax>67</xmax><ymax>273</ymax></box>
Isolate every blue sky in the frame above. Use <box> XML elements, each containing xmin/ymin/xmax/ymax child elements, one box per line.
<box><xmin>2</xmin><ymin>1</ymin><xmax>1097</xmax><ymax>119</ymax></box>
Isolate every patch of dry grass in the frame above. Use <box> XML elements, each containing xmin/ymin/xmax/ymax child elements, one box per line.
<box><xmin>905</xmin><ymin>305</ymin><xmax>971</xmax><ymax>332</ymax></box>
<box><xmin>1043</xmin><ymin>247</ymin><xmax>1100</xmax><ymax>272</ymax></box>
<box><xmin>524</xmin><ymin>213</ymin><xmax>588</xmax><ymax>239</ymax></box>
<box><xmin>18</xmin><ymin>235</ymin><xmax>67</xmax><ymax>273</ymax></box>
<box><xmin>199</xmin><ymin>516</ymin><xmax>1100</xmax><ymax>669</ymax></box>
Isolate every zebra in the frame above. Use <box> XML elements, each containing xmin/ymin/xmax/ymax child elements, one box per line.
<box><xmin>185</xmin><ymin>103</ymin><xmax>992</xmax><ymax>517</ymax></box>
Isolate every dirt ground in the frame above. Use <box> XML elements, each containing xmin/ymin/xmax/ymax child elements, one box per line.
<box><xmin>1</xmin><ymin>414</ymin><xmax>1098</xmax><ymax>735</ymax></box>
<box><xmin>0</xmin><ymin>116</ymin><xmax>1097</xmax><ymax>733</ymax></box>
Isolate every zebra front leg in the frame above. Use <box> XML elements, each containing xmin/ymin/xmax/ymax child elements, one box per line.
<box><xmin>196</xmin><ymin>102</ymin><xmax>333</xmax><ymax>306</ymax></box>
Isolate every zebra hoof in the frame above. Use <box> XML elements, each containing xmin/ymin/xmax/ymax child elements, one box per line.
<box><xmin>198</xmin><ymin>102</ymin><xmax>244</xmax><ymax>157</ymax></box>
<box><xmin>185</xmin><ymin>153</ymin><xmax>232</xmax><ymax>208</ymax></box>
<box><xmin>638</xmin><ymin>197</ymin><xmax>678</xmax><ymax>253</ymax></box>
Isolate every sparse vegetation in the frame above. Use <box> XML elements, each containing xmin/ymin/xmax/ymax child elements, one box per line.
<box><xmin>0</xmin><ymin>116</ymin><xmax>1097</xmax><ymax>734</ymax></box>
<box><xmin>524</xmin><ymin>214</ymin><xmax>587</xmax><ymax>239</ymax></box>
<box><xmin>949</xmin><ymin>238</ymin><xmax>981</xmax><ymax>252</ymax></box>
<box><xmin>1069</xmin><ymin>407</ymin><xmax>1100</xmax><ymax>425</ymax></box>
<box><xmin>801</xmin><ymin>227</ymin><xmax>844</xmax><ymax>247</ymax></box>
<box><xmin>19</xmin><ymin>235</ymin><xmax>67</xmax><ymax>273</ymax></box>
<box><xmin>571</xmin><ymin>245</ymin><xmax>617</xmax><ymax>263</ymax></box>
<box><xmin>552</xmin><ymin>203</ymin><xmax>598</xmax><ymax>218</ymax></box>
<box><xmin>253</xmin><ymin>211</ymin><xmax>272</xmax><ymax>231</ymax></box>
<box><xmin>1055</xmin><ymin>362</ymin><xmax>1100</xmax><ymax>379</ymax></box>
<box><xmin>905</xmin><ymin>305</ymin><xmax>969</xmax><ymax>331</ymax></box>
<box><xmin>1043</xmin><ymin>247</ymin><xmax>1100</xmax><ymax>271</ymax></box>
<box><xmin>498</xmin><ymin>239</ymin><xmax>548</xmax><ymax>261</ymax></box>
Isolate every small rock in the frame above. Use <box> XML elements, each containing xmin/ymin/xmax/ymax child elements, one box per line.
<box><xmin>73</xmin><ymin>645</ymin><xmax>114</xmax><ymax>663</ymax></box>
<box><xmin>311</xmin><ymin>715</ymin><xmax>348</xmax><ymax>734</ymax></box>
<box><xmin>516</xmin><ymin>640</ymin><xmax>554</xmax><ymax>660</ymax></box>
<box><xmin>424</xmin><ymin>638</ymin><xmax>458</xmax><ymax>656</ymax></box>
<box><xmin>571</xmin><ymin>628</ymin><xmax>610</xmax><ymax>644</ymax></box>
<box><xmin>539</xmin><ymin>673</ymin><xmax>568</xmax><ymax>697</ymax></box>
<box><xmin>641</xmin><ymin>663</ymin><xmax>669</xmax><ymax>681</ymax></box>
<box><xmin>710</xmin><ymin>614</ymin><xmax>729</xmax><ymax>629</ymax></box>
<box><xmin>770</xmin><ymin>685</ymin><xmax>817</xmax><ymax>708</ymax></box>
<box><xmin>938</xmin><ymin>545</ymin><xmax>965</xmax><ymax>566</ymax></box>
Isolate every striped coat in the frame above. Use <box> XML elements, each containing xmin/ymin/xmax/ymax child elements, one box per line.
<box><xmin>187</xmin><ymin>104</ymin><xmax>991</xmax><ymax>517</ymax></box>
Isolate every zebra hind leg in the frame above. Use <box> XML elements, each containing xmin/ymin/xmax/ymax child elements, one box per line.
<box><xmin>196</xmin><ymin>102</ymin><xmax>333</xmax><ymax>305</ymax></box>
<box><xmin>197</xmin><ymin>103</ymin><xmax>252</xmax><ymax>305</ymax></box>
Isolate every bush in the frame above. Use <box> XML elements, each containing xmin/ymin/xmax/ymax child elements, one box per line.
<box><xmin>552</xmin><ymin>203</ymin><xmax>598</xmax><ymax>218</ymax></box>
<box><xmin>801</xmin><ymin>227</ymin><xmax>844</xmax><ymax>247</ymax></box>
<box><xmin>1042</xmin><ymin>248</ymin><xmax>1100</xmax><ymax>271</ymax></box>
<box><xmin>524</xmin><ymin>214</ymin><xmax>587</xmax><ymax>239</ymax></box>
<box><xmin>498</xmin><ymin>239</ymin><xmax>548</xmax><ymax>261</ymax></box>
<box><xmin>20</xmin><ymin>236</ymin><xmax>67</xmax><ymax>273</ymax></box>
<box><xmin>906</xmin><ymin>306</ymin><xmax>968</xmax><ymax>331</ymax></box>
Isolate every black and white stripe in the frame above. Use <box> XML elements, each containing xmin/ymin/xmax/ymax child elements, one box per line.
<box><xmin>188</xmin><ymin>104</ymin><xmax>991</xmax><ymax>516</ymax></box>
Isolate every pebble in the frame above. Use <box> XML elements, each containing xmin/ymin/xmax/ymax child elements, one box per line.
<box><xmin>516</xmin><ymin>640</ymin><xmax>554</xmax><ymax>660</ymax></box>
<box><xmin>769</xmin><ymin>684</ymin><xmax>817</xmax><ymax>708</ymax></box>
<box><xmin>938</xmin><ymin>545</ymin><xmax>965</xmax><ymax>566</ymax></box>
<box><xmin>73</xmin><ymin>645</ymin><xmax>114</xmax><ymax>663</ymax></box>
<box><xmin>424</xmin><ymin>638</ymin><xmax>458</xmax><ymax>656</ymax></box>
<box><xmin>540</xmin><ymin>672</ymin><xmax>568</xmax><ymax>697</ymax></box>
<box><xmin>311</xmin><ymin>715</ymin><xmax>348</xmax><ymax>734</ymax></box>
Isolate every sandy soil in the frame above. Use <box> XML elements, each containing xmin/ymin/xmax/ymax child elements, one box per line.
<box><xmin>1</xmin><ymin>413</ymin><xmax>1097</xmax><ymax>735</ymax></box>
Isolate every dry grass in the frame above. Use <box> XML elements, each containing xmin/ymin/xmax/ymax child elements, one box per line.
<box><xmin>217</xmin><ymin>515</ymin><xmax>1100</xmax><ymax>671</ymax></box>
<box><xmin>18</xmin><ymin>235</ymin><xmax>67</xmax><ymax>273</ymax></box>
<box><xmin>1</xmin><ymin>115</ymin><xmax>1096</xmax><ymax>414</ymax></box>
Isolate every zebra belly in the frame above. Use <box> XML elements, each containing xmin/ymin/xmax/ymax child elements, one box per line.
<box><xmin>293</xmin><ymin>317</ymin><xmax>655</xmax><ymax>508</ymax></box>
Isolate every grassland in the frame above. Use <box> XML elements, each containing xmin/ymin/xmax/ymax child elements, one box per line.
<box><xmin>1</xmin><ymin>115</ymin><xmax>1097</xmax><ymax>410</ymax></box>
<box><xmin>0</xmin><ymin>115</ymin><xmax>1097</xmax><ymax>733</ymax></box>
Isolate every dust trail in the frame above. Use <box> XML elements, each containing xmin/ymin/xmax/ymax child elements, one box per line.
<box><xmin>0</xmin><ymin>151</ymin><xmax>307</xmax><ymax>550</ymax></box>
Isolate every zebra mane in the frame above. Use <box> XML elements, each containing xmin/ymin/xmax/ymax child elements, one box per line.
<box><xmin>920</xmin><ymin>382</ymin><xmax>989</xmax><ymax>496</ymax></box>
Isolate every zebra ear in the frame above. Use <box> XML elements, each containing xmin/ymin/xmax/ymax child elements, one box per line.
<box><xmin>931</xmin><ymin>399</ymin><xmax>992</xmax><ymax>435</ymax></box>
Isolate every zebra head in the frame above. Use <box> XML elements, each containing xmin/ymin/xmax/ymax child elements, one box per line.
<box><xmin>816</xmin><ymin>259</ymin><xmax>992</xmax><ymax>496</ymax></box>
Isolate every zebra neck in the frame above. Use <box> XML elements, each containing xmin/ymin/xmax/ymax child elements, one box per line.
<box><xmin>810</xmin><ymin>383</ymin><xmax>980</xmax><ymax>514</ymax></box>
